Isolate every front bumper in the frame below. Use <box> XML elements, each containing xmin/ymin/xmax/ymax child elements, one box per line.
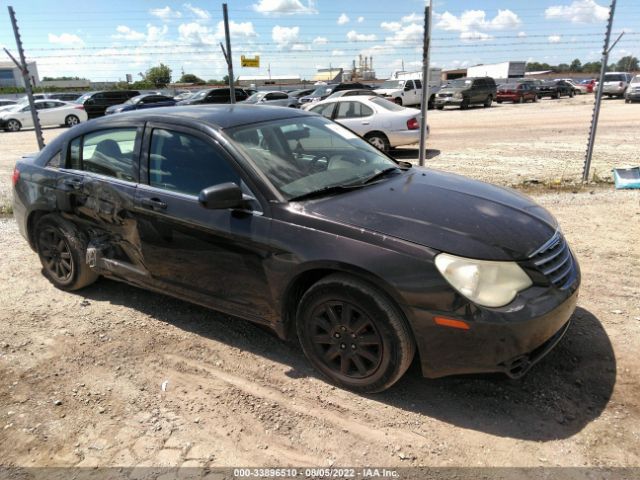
<box><xmin>410</xmin><ymin>269</ymin><xmax>580</xmax><ymax>379</ymax></box>
<box><xmin>497</xmin><ymin>94</ymin><xmax>519</xmax><ymax>102</ymax></box>
<box><xmin>434</xmin><ymin>96</ymin><xmax>462</xmax><ymax>107</ymax></box>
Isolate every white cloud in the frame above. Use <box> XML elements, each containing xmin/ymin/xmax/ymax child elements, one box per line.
<box><xmin>402</xmin><ymin>13</ymin><xmax>421</xmax><ymax>23</ymax></box>
<box><xmin>460</xmin><ymin>31</ymin><xmax>493</xmax><ymax>42</ymax></box>
<box><xmin>272</xmin><ymin>25</ymin><xmax>301</xmax><ymax>49</ymax></box>
<box><xmin>357</xmin><ymin>16</ymin><xmax>364</xmax><ymax>23</ymax></box>
<box><xmin>48</xmin><ymin>33</ymin><xmax>84</xmax><ymax>46</ymax></box>
<box><xmin>346</xmin><ymin>30</ymin><xmax>376</xmax><ymax>42</ymax></box>
<box><xmin>183</xmin><ymin>3</ymin><xmax>210</xmax><ymax>20</ymax></box>
<box><xmin>147</xmin><ymin>24</ymin><xmax>169</xmax><ymax>43</ymax></box>
<box><xmin>385</xmin><ymin>23</ymin><xmax>423</xmax><ymax>46</ymax></box>
<box><xmin>545</xmin><ymin>0</ymin><xmax>608</xmax><ymax>23</ymax></box>
<box><xmin>253</xmin><ymin>0</ymin><xmax>317</xmax><ymax>15</ymax></box>
<box><xmin>436</xmin><ymin>9</ymin><xmax>521</xmax><ymax>32</ymax></box>
<box><xmin>332</xmin><ymin>50</ymin><xmax>345</xmax><ymax>56</ymax></box>
<box><xmin>112</xmin><ymin>26</ymin><xmax>146</xmax><ymax>41</ymax></box>
<box><xmin>150</xmin><ymin>6</ymin><xmax>182</xmax><ymax>20</ymax></box>
<box><xmin>338</xmin><ymin>13</ymin><xmax>350</xmax><ymax>25</ymax></box>
<box><xmin>518</xmin><ymin>31</ymin><xmax>527</xmax><ymax>37</ymax></box>
<box><xmin>217</xmin><ymin>21</ymin><xmax>257</xmax><ymax>39</ymax></box>
<box><xmin>178</xmin><ymin>22</ymin><xmax>214</xmax><ymax>44</ymax></box>
<box><xmin>312</xmin><ymin>36</ymin><xmax>328</xmax><ymax>44</ymax></box>
<box><xmin>381</xmin><ymin>21</ymin><xmax>401</xmax><ymax>31</ymax></box>
<box><xmin>548</xmin><ymin>34</ymin><xmax>562</xmax><ymax>43</ymax></box>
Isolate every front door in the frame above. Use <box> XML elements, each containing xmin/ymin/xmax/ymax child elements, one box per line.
<box><xmin>133</xmin><ymin>124</ymin><xmax>277</xmax><ymax>322</ymax></box>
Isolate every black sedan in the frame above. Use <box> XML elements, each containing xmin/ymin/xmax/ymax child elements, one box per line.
<box><xmin>12</xmin><ymin>106</ymin><xmax>580</xmax><ymax>393</ymax></box>
<box><xmin>105</xmin><ymin>94</ymin><xmax>176</xmax><ymax>115</ymax></box>
<box><xmin>176</xmin><ymin>87</ymin><xmax>248</xmax><ymax>105</ymax></box>
<box><xmin>537</xmin><ymin>80</ymin><xmax>575</xmax><ymax>99</ymax></box>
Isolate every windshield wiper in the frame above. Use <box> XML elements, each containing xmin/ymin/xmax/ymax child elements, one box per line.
<box><xmin>288</xmin><ymin>183</ymin><xmax>365</xmax><ymax>202</ymax></box>
<box><xmin>356</xmin><ymin>167</ymin><xmax>401</xmax><ymax>185</ymax></box>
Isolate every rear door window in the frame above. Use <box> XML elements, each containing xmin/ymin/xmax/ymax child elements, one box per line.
<box><xmin>68</xmin><ymin>128</ymin><xmax>138</xmax><ymax>181</ymax></box>
<box><xmin>335</xmin><ymin>101</ymin><xmax>373</xmax><ymax>119</ymax></box>
<box><xmin>148</xmin><ymin>129</ymin><xmax>240</xmax><ymax>196</ymax></box>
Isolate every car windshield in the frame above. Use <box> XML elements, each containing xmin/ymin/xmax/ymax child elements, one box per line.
<box><xmin>190</xmin><ymin>90</ymin><xmax>209</xmax><ymax>100</ymax></box>
<box><xmin>311</xmin><ymin>85</ymin><xmax>334</xmax><ymax>97</ymax></box>
<box><xmin>448</xmin><ymin>79</ymin><xmax>473</xmax><ymax>88</ymax></box>
<box><xmin>380</xmin><ymin>80</ymin><xmax>405</xmax><ymax>89</ymax></box>
<box><xmin>245</xmin><ymin>92</ymin><xmax>266</xmax><ymax>103</ymax></box>
<box><xmin>369</xmin><ymin>97</ymin><xmax>404</xmax><ymax>111</ymax></box>
<box><xmin>124</xmin><ymin>95</ymin><xmax>144</xmax><ymax>105</ymax></box>
<box><xmin>227</xmin><ymin>116</ymin><xmax>399</xmax><ymax>200</ymax></box>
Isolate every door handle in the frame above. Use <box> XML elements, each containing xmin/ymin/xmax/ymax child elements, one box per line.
<box><xmin>362</xmin><ymin>121</ymin><xmax>370</xmax><ymax>125</ymax></box>
<box><xmin>140</xmin><ymin>197</ymin><xmax>167</xmax><ymax>210</ymax></box>
<box><xmin>62</xmin><ymin>178</ymin><xmax>82</xmax><ymax>190</ymax></box>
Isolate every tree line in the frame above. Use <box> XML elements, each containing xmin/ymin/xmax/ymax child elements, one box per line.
<box><xmin>526</xmin><ymin>56</ymin><xmax>639</xmax><ymax>74</ymax></box>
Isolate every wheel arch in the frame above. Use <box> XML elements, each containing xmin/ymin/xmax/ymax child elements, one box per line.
<box><xmin>279</xmin><ymin>262</ymin><xmax>413</xmax><ymax>343</ymax></box>
<box><xmin>26</xmin><ymin>209</ymin><xmax>52</xmax><ymax>250</ymax></box>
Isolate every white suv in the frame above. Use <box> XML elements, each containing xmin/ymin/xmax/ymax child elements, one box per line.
<box><xmin>602</xmin><ymin>72</ymin><xmax>633</xmax><ymax>98</ymax></box>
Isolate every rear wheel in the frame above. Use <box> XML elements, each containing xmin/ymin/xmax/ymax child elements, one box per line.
<box><xmin>65</xmin><ymin>115</ymin><xmax>80</xmax><ymax>127</ymax></box>
<box><xmin>532</xmin><ymin>95</ymin><xmax>538</xmax><ymax>103</ymax></box>
<box><xmin>569</xmin><ymin>90</ymin><xmax>574</xmax><ymax>98</ymax></box>
<box><xmin>5</xmin><ymin>119</ymin><xmax>21</xmax><ymax>132</ymax></box>
<box><xmin>483</xmin><ymin>95</ymin><xmax>492</xmax><ymax>108</ymax></box>
<box><xmin>296</xmin><ymin>274</ymin><xmax>415</xmax><ymax>393</ymax></box>
<box><xmin>35</xmin><ymin>215</ymin><xmax>98</xmax><ymax>291</ymax></box>
<box><xmin>436</xmin><ymin>105</ymin><xmax>444</xmax><ymax>110</ymax></box>
<box><xmin>365</xmin><ymin>132</ymin><xmax>390</xmax><ymax>153</ymax></box>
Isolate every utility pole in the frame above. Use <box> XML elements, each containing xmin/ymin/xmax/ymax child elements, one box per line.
<box><xmin>6</xmin><ymin>6</ymin><xmax>44</xmax><ymax>150</ymax></box>
<box><xmin>220</xmin><ymin>3</ymin><xmax>235</xmax><ymax>104</ymax></box>
<box><xmin>582</xmin><ymin>0</ymin><xmax>617</xmax><ymax>182</ymax></box>
<box><xmin>418</xmin><ymin>3</ymin><xmax>432</xmax><ymax>167</ymax></box>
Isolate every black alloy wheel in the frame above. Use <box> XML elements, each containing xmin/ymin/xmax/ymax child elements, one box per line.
<box><xmin>307</xmin><ymin>301</ymin><xmax>383</xmax><ymax>379</ymax></box>
<box><xmin>37</xmin><ymin>226</ymin><xmax>74</xmax><ymax>284</ymax></box>
<box><xmin>297</xmin><ymin>274</ymin><xmax>415</xmax><ymax>393</ymax></box>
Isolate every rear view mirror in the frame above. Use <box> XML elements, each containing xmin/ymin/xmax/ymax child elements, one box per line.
<box><xmin>198</xmin><ymin>182</ymin><xmax>243</xmax><ymax>209</ymax></box>
<box><xmin>283</xmin><ymin>127</ymin><xmax>310</xmax><ymax>141</ymax></box>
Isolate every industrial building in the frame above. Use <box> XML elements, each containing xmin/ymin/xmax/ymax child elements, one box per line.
<box><xmin>0</xmin><ymin>61</ymin><xmax>40</xmax><ymax>88</ymax></box>
<box><xmin>237</xmin><ymin>75</ymin><xmax>301</xmax><ymax>87</ymax></box>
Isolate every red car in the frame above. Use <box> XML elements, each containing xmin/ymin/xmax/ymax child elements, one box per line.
<box><xmin>496</xmin><ymin>83</ymin><xmax>538</xmax><ymax>103</ymax></box>
<box><xmin>579</xmin><ymin>79</ymin><xmax>596</xmax><ymax>93</ymax></box>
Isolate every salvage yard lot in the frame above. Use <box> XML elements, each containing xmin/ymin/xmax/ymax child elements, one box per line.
<box><xmin>0</xmin><ymin>96</ymin><xmax>639</xmax><ymax>468</ymax></box>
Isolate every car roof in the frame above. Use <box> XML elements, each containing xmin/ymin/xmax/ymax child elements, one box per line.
<box><xmin>86</xmin><ymin>104</ymin><xmax>313</xmax><ymax>129</ymax></box>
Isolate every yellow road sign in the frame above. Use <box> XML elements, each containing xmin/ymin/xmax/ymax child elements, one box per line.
<box><xmin>241</xmin><ymin>55</ymin><xmax>260</xmax><ymax>68</ymax></box>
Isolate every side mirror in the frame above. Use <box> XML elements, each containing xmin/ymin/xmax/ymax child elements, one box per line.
<box><xmin>198</xmin><ymin>182</ymin><xmax>243</xmax><ymax>210</ymax></box>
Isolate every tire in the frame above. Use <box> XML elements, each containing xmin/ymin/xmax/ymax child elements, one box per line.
<box><xmin>34</xmin><ymin>214</ymin><xmax>98</xmax><ymax>291</ymax></box>
<box><xmin>554</xmin><ymin>92</ymin><xmax>560</xmax><ymax>99</ymax></box>
<box><xmin>436</xmin><ymin>105</ymin><xmax>444</xmax><ymax>110</ymax></box>
<box><xmin>496</xmin><ymin>99</ymin><xmax>502</xmax><ymax>104</ymax></box>
<box><xmin>518</xmin><ymin>96</ymin><xmax>524</xmax><ymax>104</ymax></box>
<box><xmin>483</xmin><ymin>96</ymin><xmax>493</xmax><ymax>108</ymax></box>
<box><xmin>625</xmin><ymin>98</ymin><xmax>630</xmax><ymax>104</ymax></box>
<box><xmin>394</xmin><ymin>97</ymin><xmax>403</xmax><ymax>106</ymax></box>
<box><xmin>569</xmin><ymin>90</ymin><xmax>574</xmax><ymax>98</ymax></box>
<box><xmin>427</xmin><ymin>95</ymin><xmax>435</xmax><ymax>110</ymax></box>
<box><xmin>65</xmin><ymin>115</ymin><xmax>80</xmax><ymax>127</ymax></box>
<box><xmin>296</xmin><ymin>274</ymin><xmax>415</xmax><ymax>393</ymax></box>
<box><xmin>365</xmin><ymin>132</ymin><xmax>390</xmax><ymax>153</ymax></box>
<box><xmin>460</xmin><ymin>98</ymin><xmax>469</xmax><ymax>110</ymax></box>
<box><xmin>5</xmin><ymin>119</ymin><xmax>21</xmax><ymax>132</ymax></box>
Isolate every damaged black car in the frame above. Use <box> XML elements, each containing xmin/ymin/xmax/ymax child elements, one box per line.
<box><xmin>12</xmin><ymin>105</ymin><xmax>580</xmax><ymax>393</ymax></box>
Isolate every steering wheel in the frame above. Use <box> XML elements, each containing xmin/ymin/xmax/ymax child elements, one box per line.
<box><xmin>305</xmin><ymin>154</ymin><xmax>330</xmax><ymax>174</ymax></box>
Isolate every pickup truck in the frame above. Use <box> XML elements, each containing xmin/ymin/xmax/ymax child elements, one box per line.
<box><xmin>374</xmin><ymin>79</ymin><xmax>438</xmax><ymax>108</ymax></box>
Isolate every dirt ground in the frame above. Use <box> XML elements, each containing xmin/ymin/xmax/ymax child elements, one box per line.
<box><xmin>0</xmin><ymin>96</ymin><xmax>639</xmax><ymax>470</ymax></box>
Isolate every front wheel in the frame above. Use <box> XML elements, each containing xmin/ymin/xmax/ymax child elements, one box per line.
<box><xmin>460</xmin><ymin>98</ymin><xmax>470</xmax><ymax>110</ymax></box>
<box><xmin>532</xmin><ymin>95</ymin><xmax>538</xmax><ymax>103</ymax></box>
<box><xmin>484</xmin><ymin>96</ymin><xmax>493</xmax><ymax>108</ymax></box>
<box><xmin>35</xmin><ymin>215</ymin><xmax>98</xmax><ymax>291</ymax></box>
<box><xmin>394</xmin><ymin>97</ymin><xmax>403</xmax><ymax>106</ymax></box>
<box><xmin>65</xmin><ymin>115</ymin><xmax>80</xmax><ymax>127</ymax></box>
<box><xmin>365</xmin><ymin>132</ymin><xmax>390</xmax><ymax>153</ymax></box>
<box><xmin>436</xmin><ymin>105</ymin><xmax>444</xmax><ymax>110</ymax></box>
<box><xmin>569</xmin><ymin>90</ymin><xmax>574</xmax><ymax>98</ymax></box>
<box><xmin>296</xmin><ymin>274</ymin><xmax>415</xmax><ymax>393</ymax></box>
<box><xmin>5</xmin><ymin>119</ymin><xmax>21</xmax><ymax>132</ymax></box>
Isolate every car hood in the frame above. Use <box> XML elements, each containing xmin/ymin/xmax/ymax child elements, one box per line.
<box><xmin>300</xmin><ymin>169</ymin><xmax>557</xmax><ymax>261</ymax></box>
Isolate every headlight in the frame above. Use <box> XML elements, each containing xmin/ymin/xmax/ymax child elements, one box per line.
<box><xmin>435</xmin><ymin>253</ymin><xmax>532</xmax><ymax>307</ymax></box>
<box><xmin>453</xmin><ymin>92</ymin><xmax>463</xmax><ymax>99</ymax></box>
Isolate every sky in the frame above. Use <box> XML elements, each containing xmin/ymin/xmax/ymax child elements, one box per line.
<box><xmin>0</xmin><ymin>0</ymin><xmax>638</xmax><ymax>82</ymax></box>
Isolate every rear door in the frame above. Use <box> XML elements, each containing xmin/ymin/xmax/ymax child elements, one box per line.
<box><xmin>333</xmin><ymin>100</ymin><xmax>375</xmax><ymax>136</ymax></box>
<box><xmin>133</xmin><ymin>123</ymin><xmax>276</xmax><ymax>321</ymax></box>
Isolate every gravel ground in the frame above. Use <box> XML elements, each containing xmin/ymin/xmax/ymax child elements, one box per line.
<box><xmin>0</xmin><ymin>96</ymin><xmax>639</xmax><ymax>470</ymax></box>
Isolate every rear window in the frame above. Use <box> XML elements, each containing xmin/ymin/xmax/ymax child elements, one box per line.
<box><xmin>604</xmin><ymin>74</ymin><xmax>626</xmax><ymax>82</ymax></box>
<box><xmin>370</xmin><ymin>97</ymin><xmax>405</xmax><ymax>111</ymax></box>
<box><xmin>68</xmin><ymin>128</ymin><xmax>138</xmax><ymax>181</ymax></box>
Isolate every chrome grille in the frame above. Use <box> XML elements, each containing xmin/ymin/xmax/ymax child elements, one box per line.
<box><xmin>529</xmin><ymin>232</ymin><xmax>574</xmax><ymax>287</ymax></box>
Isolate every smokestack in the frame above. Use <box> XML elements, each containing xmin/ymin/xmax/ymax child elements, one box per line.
<box><xmin>359</xmin><ymin>54</ymin><xmax>363</xmax><ymax>71</ymax></box>
<box><xmin>364</xmin><ymin>56</ymin><xmax>368</xmax><ymax>71</ymax></box>
<box><xmin>369</xmin><ymin>56</ymin><xmax>373</xmax><ymax>71</ymax></box>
